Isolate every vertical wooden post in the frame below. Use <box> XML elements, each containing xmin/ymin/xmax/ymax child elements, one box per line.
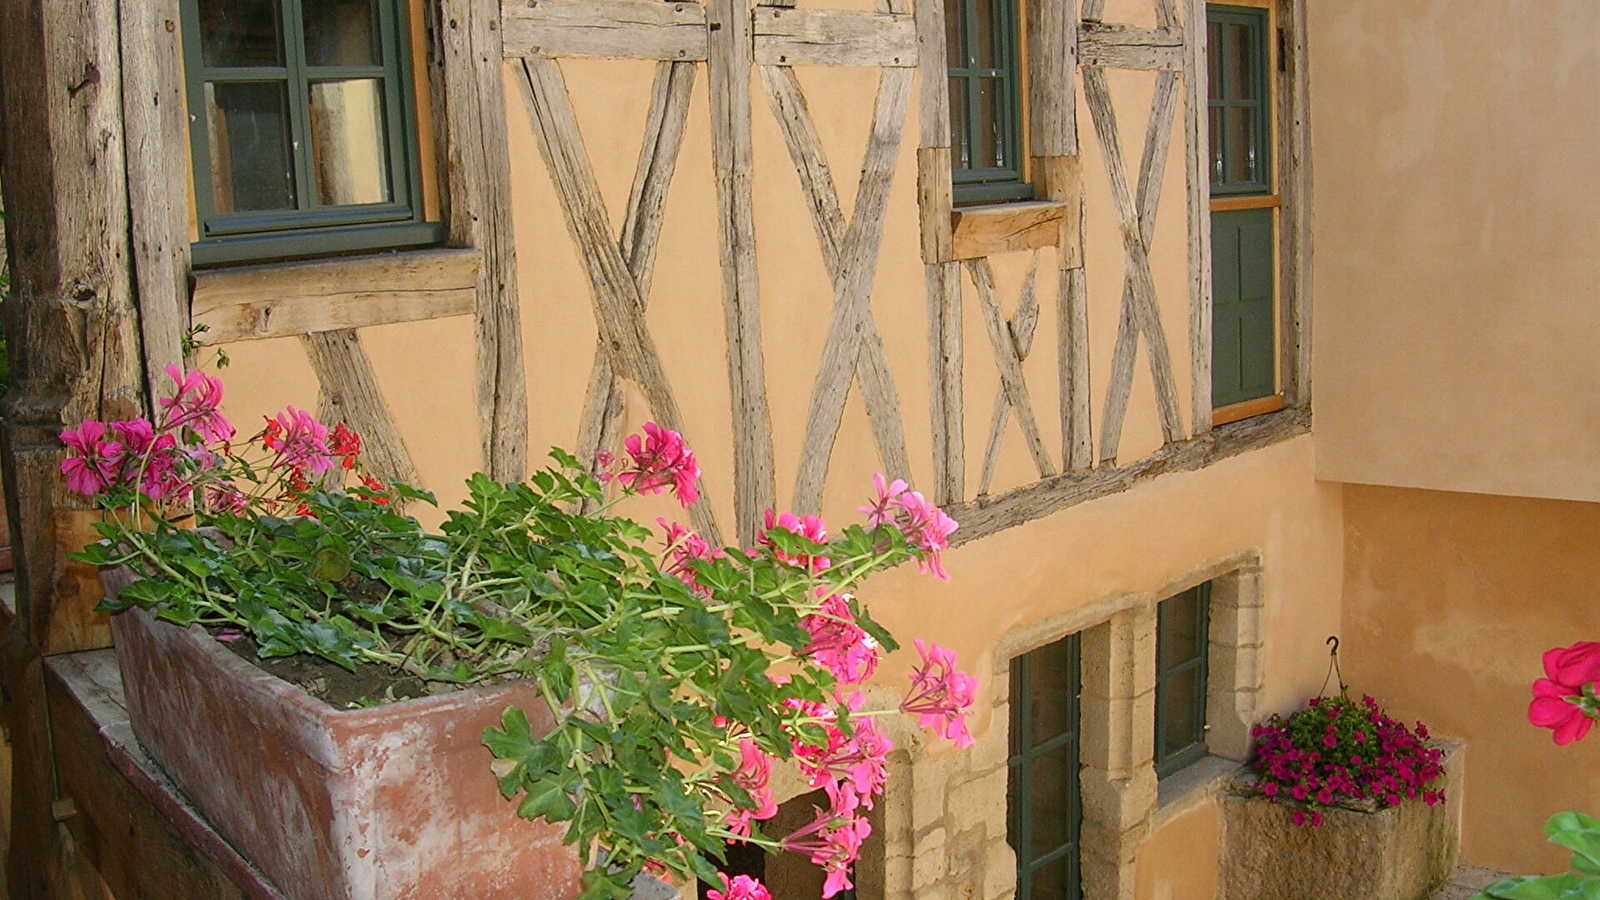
<box><xmin>1276</xmin><ymin>0</ymin><xmax>1311</xmax><ymax>409</ymax></box>
<box><xmin>435</xmin><ymin>0</ymin><xmax>530</xmax><ymax>483</ymax></box>
<box><xmin>0</xmin><ymin>0</ymin><xmax>146</xmax><ymax>894</ymax></box>
<box><xmin>1183</xmin><ymin>0</ymin><xmax>1214</xmax><ymax>436</ymax></box>
<box><xmin>707</xmin><ymin>0</ymin><xmax>775</xmax><ymax>545</ymax></box>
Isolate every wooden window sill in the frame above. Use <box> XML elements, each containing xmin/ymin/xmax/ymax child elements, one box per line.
<box><xmin>1212</xmin><ymin>393</ymin><xmax>1286</xmax><ymax>427</ymax></box>
<box><xmin>190</xmin><ymin>247</ymin><xmax>480</xmax><ymax>344</ymax></box>
<box><xmin>948</xmin><ymin>199</ymin><xmax>1068</xmax><ymax>261</ymax></box>
<box><xmin>1210</xmin><ymin>194</ymin><xmax>1280</xmax><ymax>213</ymax></box>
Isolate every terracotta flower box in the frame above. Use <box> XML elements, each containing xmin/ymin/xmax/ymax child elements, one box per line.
<box><xmin>1218</xmin><ymin>741</ymin><xmax>1465</xmax><ymax>900</ymax></box>
<box><xmin>107</xmin><ymin>597</ymin><xmax>583</xmax><ymax>900</ymax></box>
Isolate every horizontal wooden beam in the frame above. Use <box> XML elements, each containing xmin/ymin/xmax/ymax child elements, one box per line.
<box><xmin>503</xmin><ymin>0</ymin><xmax>708</xmax><ymax>60</ymax></box>
<box><xmin>1210</xmin><ymin>193</ymin><xmax>1281</xmax><ymax>212</ymax></box>
<box><xmin>753</xmin><ymin>8</ymin><xmax>917</xmax><ymax>67</ymax></box>
<box><xmin>1078</xmin><ymin>22</ymin><xmax>1184</xmax><ymax>71</ymax></box>
<box><xmin>950</xmin><ymin>199</ymin><xmax>1068</xmax><ymax>260</ymax></box>
<box><xmin>949</xmin><ymin>407</ymin><xmax>1310</xmax><ymax>544</ymax></box>
<box><xmin>191</xmin><ymin>249</ymin><xmax>479</xmax><ymax>343</ymax></box>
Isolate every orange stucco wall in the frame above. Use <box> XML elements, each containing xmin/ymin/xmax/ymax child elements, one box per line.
<box><xmin>1135</xmin><ymin>805</ymin><xmax>1220</xmax><ymax>900</ymax></box>
<box><xmin>1308</xmin><ymin>0</ymin><xmax>1600</xmax><ymax>502</ymax></box>
<box><xmin>1342</xmin><ymin>484</ymin><xmax>1600</xmax><ymax>873</ymax></box>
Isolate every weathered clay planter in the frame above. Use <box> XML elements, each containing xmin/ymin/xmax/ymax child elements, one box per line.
<box><xmin>107</xmin><ymin>594</ymin><xmax>583</xmax><ymax>900</ymax></box>
<box><xmin>1218</xmin><ymin>741</ymin><xmax>1464</xmax><ymax>900</ymax></box>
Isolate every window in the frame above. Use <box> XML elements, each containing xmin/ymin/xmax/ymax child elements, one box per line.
<box><xmin>1154</xmin><ymin>582</ymin><xmax>1211</xmax><ymax>778</ymax></box>
<box><xmin>1208</xmin><ymin>4</ymin><xmax>1279</xmax><ymax>413</ymax></box>
<box><xmin>1007</xmin><ymin>633</ymin><xmax>1081</xmax><ymax>900</ymax></box>
<box><xmin>945</xmin><ymin>0</ymin><xmax>1032</xmax><ymax>204</ymax></box>
<box><xmin>1207</xmin><ymin>7</ymin><xmax>1271</xmax><ymax>195</ymax></box>
<box><xmin>181</xmin><ymin>0</ymin><xmax>441</xmax><ymax>264</ymax></box>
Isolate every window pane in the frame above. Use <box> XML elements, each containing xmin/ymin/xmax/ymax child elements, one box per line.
<box><xmin>308</xmin><ymin>79</ymin><xmax>392</xmax><ymax>206</ymax></box>
<box><xmin>1226</xmin><ymin>22</ymin><xmax>1257</xmax><ymax>100</ymax></box>
<box><xmin>1207</xmin><ymin>21</ymin><xmax>1222</xmax><ymax>100</ymax></box>
<box><xmin>204</xmin><ymin>81</ymin><xmax>295</xmax><ymax>212</ymax></box>
<box><xmin>975</xmin><ymin>78</ymin><xmax>1001</xmax><ymax>169</ymax></box>
<box><xmin>949</xmin><ymin>77</ymin><xmax>971</xmax><ymax>169</ymax></box>
<box><xmin>1159</xmin><ymin>666</ymin><xmax>1202</xmax><ymax>756</ymax></box>
<box><xmin>197</xmin><ymin>0</ymin><xmax>282</xmax><ymax>67</ymax></box>
<box><xmin>1208</xmin><ymin>106</ymin><xmax>1223</xmax><ymax>186</ymax></box>
<box><xmin>1028</xmin><ymin>641</ymin><xmax>1078</xmax><ymax>747</ymax></box>
<box><xmin>945</xmin><ymin>0</ymin><xmax>965</xmax><ymax>67</ymax></box>
<box><xmin>303</xmin><ymin>0</ymin><xmax>381</xmax><ymax>67</ymax></box>
<box><xmin>973</xmin><ymin>0</ymin><xmax>997</xmax><ymax>69</ymax></box>
<box><xmin>1028</xmin><ymin>742</ymin><xmax>1077</xmax><ymax>860</ymax></box>
<box><xmin>1031</xmin><ymin>855</ymin><xmax>1076</xmax><ymax>900</ymax></box>
<box><xmin>1225</xmin><ymin>106</ymin><xmax>1259</xmax><ymax>184</ymax></box>
<box><xmin>1158</xmin><ymin>589</ymin><xmax>1202</xmax><ymax>672</ymax></box>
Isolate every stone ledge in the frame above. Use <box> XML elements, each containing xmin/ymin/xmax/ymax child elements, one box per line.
<box><xmin>1154</xmin><ymin>755</ymin><xmax>1243</xmax><ymax>828</ymax></box>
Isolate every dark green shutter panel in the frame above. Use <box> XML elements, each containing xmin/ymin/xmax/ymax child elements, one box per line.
<box><xmin>1008</xmin><ymin>634</ymin><xmax>1082</xmax><ymax>900</ymax></box>
<box><xmin>1210</xmin><ymin>207</ymin><xmax>1275</xmax><ymax>408</ymax></box>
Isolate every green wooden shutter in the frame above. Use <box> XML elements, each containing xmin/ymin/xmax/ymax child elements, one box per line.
<box><xmin>1211</xmin><ymin>207</ymin><xmax>1276</xmax><ymax>408</ymax></box>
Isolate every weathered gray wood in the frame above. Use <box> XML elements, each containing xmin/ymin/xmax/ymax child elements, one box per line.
<box><xmin>1079</xmin><ymin>0</ymin><xmax>1106</xmax><ymax>23</ymax></box>
<box><xmin>576</xmin><ymin>60</ymin><xmax>696</xmax><ymax>494</ymax></box>
<box><xmin>926</xmin><ymin>261</ymin><xmax>964</xmax><ymax>506</ymax></box>
<box><xmin>1059</xmin><ymin>261</ymin><xmax>1092</xmax><ymax>469</ymax></box>
<box><xmin>436</xmin><ymin>0</ymin><xmax>529</xmax><ymax>482</ymax></box>
<box><xmin>189</xmin><ymin>249</ymin><xmax>480</xmax><ymax>342</ymax></box>
<box><xmin>967</xmin><ymin>258</ymin><xmax>1054</xmax><ymax>484</ymax></box>
<box><xmin>760</xmin><ymin>65</ymin><xmax>911</xmax><ymax>487</ymax></box>
<box><xmin>707</xmin><ymin>0</ymin><xmax>775</xmax><ymax>545</ymax></box>
<box><xmin>917</xmin><ymin>147</ymin><xmax>955</xmax><ymax>263</ymax></box>
<box><xmin>1086</xmin><ymin>66</ymin><xmax>1184</xmax><ymax>462</ymax></box>
<box><xmin>502</xmin><ymin>0</ymin><xmax>708</xmax><ymax>61</ymax></box>
<box><xmin>1154</xmin><ymin>0</ymin><xmax>1178</xmax><ymax>28</ymax></box>
<box><xmin>519</xmin><ymin>57</ymin><xmax>720</xmax><ymax>543</ymax></box>
<box><xmin>118</xmin><ymin>0</ymin><xmax>190</xmax><ymax>398</ymax></box>
<box><xmin>950</xmin><ymin>199</ymin><xmax>1069</xmax><ymax>260</ymax></box>
<box><xmin>791</xmin><ymin>67</ymin><xmax>913</xmax><ymax>516</ymax></box>
<box><xmin>301</xmin><ymin>330</ymin><xmax>422</xmax><ymax>490</ymax></box>
<box><xmin>913</xmin><ymin>0</ymin><xmax>953</xmax><ymax>147</ymax></box>
<box><xmin>0</xmin><ymin>0</ymin><xmax>145</xmax><ymax>892</ymax></box>
<box><xmin>950</xmin><ymin>407</ymin><xmax>1310</xmax><ymax>545</ymax></box>
<box><xmin>1026</xmin><ymin>0</ymin><xmax>1075</xmax><ymax>156</ymax></box>
<box><xmin>1185</xmin><ymin>0</ymin><xmax>1214</xmax><ymax>434</ymax></box>
<box><xmin>978</xmin><ymin>254</ymin><xmax>1042</xmax><ymax>495</ymax></box>
<box><xmin>753</xmin><ymin>8</ymin><xmax>916</xmax><ymax>67</ymax></box>
<box><xmin>1277</xmin><ymin>0</ymin><xmax>1311</xmax><ymax>409</ymax></box>
<box><xmin>1078</xmin><ymin>23</ymin><xmax>1183</xmax><ymax>71</ymax></box>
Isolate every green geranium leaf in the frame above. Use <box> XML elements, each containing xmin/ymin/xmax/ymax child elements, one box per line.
<box><xmin>1480</xmin><ymin>874</ymin><xmax>1582</xmax><ymax>900</ymax></box>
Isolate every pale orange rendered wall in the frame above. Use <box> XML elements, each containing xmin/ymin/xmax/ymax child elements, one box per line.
<box><xmin>1342</xmin><ymin>485</ymin><xmax>1600</xmax><ymax>873</ymax></box>
<box><xmin>1134</xmin><ymin>805</ymin><xmax>1220</xmax><ymax>900</ymax></box>
<box><xmin>1308</xmin><ymin>0</ymin><xmax>1600</xmax><ymax>502</ymax></box>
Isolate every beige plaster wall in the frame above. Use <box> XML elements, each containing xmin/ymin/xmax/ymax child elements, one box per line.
<box><xmin>1308</xmin><ymin>0</ymin><xmax>1600</xmax><ymax>502</ymax></box>
<box><xmin>1342</xmin><ymin>485</ymin><xmax>1600</xmax><ymax>874</ymax></box>
<box><xmin>1135</xmin><ymin>805</ymin><xmax>1220</xmax><ymax>900</ymax></box>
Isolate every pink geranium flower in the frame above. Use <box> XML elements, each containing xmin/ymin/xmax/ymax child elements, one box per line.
<box><xmin>759</xmin><ymin>510</ymin><xmax>830</xmax><ymax>573</ymax></box>
<box><xmin>158</xmin><ymin>365</ymin><xmax>234</xmax><ymax>444</ymax></box>
<box><xmin>263</xmin><ymin>407</ymin><xmax>335</xmax><ymax>477</ymax></box>
<box><xmin>780</xmin><ymin>807</ymin><xmax>871</xmax><ymax>899</ymax></box>
<box><xmin>857</xmin><ymin>472</ymin><xmax>908</xmax><ymax>527</ymax></box>
<box><xmin>59</xmin><ymin>422</ymin><xmax>125</xmax><ymax>497</ymax></box>
<box><xmin>888</xmin><ymin>489</ymin><xmax>959</xmax><ymax>581</ymax></box>
<box><xmin>659</xmin><ymin>519</ymin><xmax>724</xmax><ymax>597</ymax></box>
<box><xmin>707</xmin><ymin>874</ymin><xmax>771</xmax><ymax>900</ymax></box>
<box><xmin>619</xmin><ymin>422</ymin><xmax>700</xmax><ymax>507</ymax></box>
<box><xmin>1529</xmin><ymin>642</ymin><xmax>1600</xmax><ymax>745</ymax></box>
<box><xmin>900</xmin><ymin>639</ymin><xmax>978</xmax><ymax>748</ymax></box>
<box><xmin>723</xmin><ymin>739</ymin><xmax>779</xmax><ymax>837</ymax></box>
<box><xmin>799</xmin><ymin>595</ymin><xmax>879</xmax><ymax>685</ymax></box>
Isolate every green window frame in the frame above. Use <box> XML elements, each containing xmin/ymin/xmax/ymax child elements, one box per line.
<box><xmin>1207</xmin><ymin>6</ymin><xmax>1271</xmax><ymax>196</ymax></box>
<box><xmin>946</xmin><ymin>0</ymin><xmax>1032</xmax><ymax>204</ymax></box>
<box><xmin>1154</xmin><ymin>583</ymin><xmax>1211</xmax><ymax>778</ymax></box>
<box><xmin>181</xmin><ymin>0</ymin><xmax>442</xmax><ymax>265</ymax></box>
<box><xmin>1007</xmin><ymin>633</ymin><xmax>1082</xmax><ymax>900</ymax></box>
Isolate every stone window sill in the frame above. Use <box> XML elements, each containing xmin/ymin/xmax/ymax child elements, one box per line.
<box><xmin>1154</xmin><ymin>755</ymin><xmax>1244</xmax><ymax>828</ymax></box>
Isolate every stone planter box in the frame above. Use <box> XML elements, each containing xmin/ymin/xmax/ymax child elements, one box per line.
<box><xmin>107</xmin><ymin>599</ymin><xmax>583</xmax><ymax>900</ymax></box>
<box><xmin>1218</xmin><ymin>742</ymin><xmax>1464</xmax><ymax>900</ymax></box>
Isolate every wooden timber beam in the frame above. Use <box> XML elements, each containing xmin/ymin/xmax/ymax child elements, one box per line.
<box><xmin>0</xmin><ymin>0</ymin><xmax>147</xmax><ymax>896</ymax></box>
<box><xmin>752</xmin><ymin>8</ymin><xmax>917</xmax><ymax>67</ymax></box>
<box><xmin>949</xmin><ymin>407</ymin><xmax>1309</xmax><ymax>544</ymax></box>
<box><xmin>502</xmin><ymin>0</ymin><xmax>708</xmax><ymax>61</ymax></box>
<box><xmin>1078</xmin><ymin>22</ymin><xmax>1183</xmax><ymax>71</ymax></box>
